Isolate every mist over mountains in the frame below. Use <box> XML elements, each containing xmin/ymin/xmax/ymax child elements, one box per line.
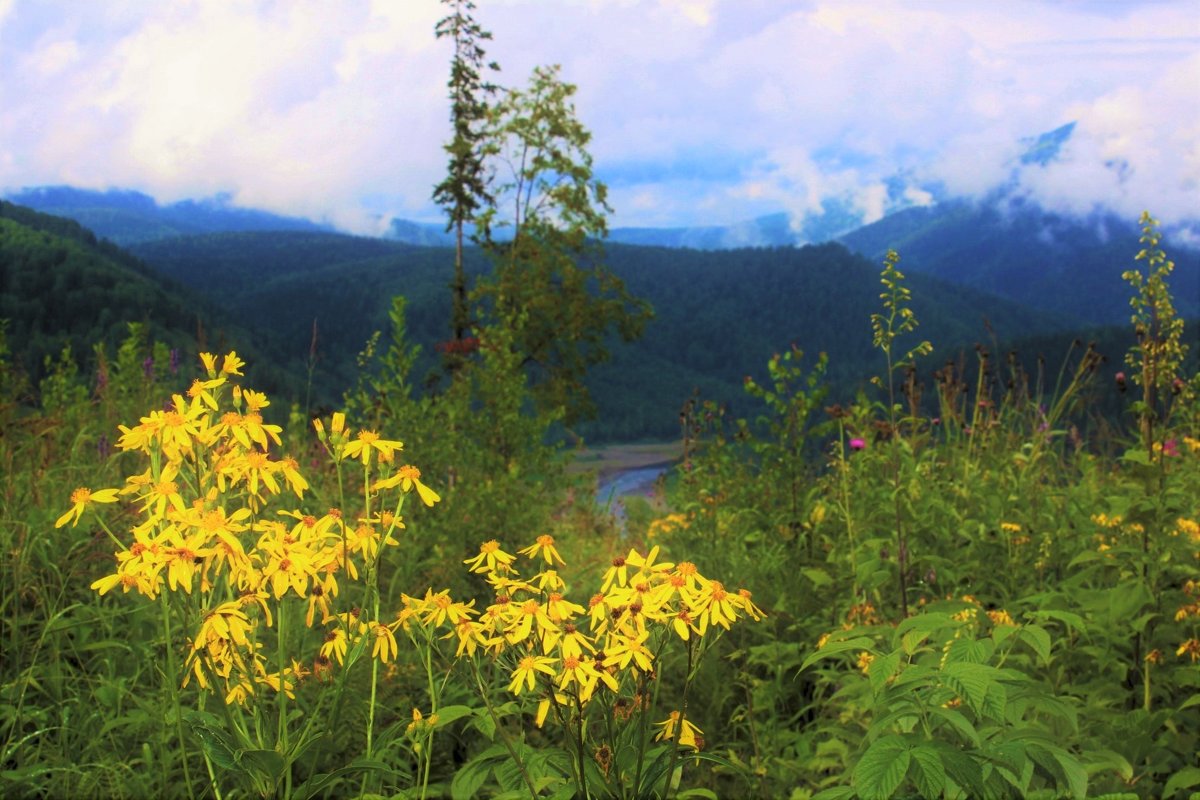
<box><xmin>4</xmin><ymin>119</ymin><xmax>1197</xmax><ymax>440</ymax></box>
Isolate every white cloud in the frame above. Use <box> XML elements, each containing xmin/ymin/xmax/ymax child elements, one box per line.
<box><xmin>0</xmin><ymin>0</ymin><xmax>1196</xmax><ymax>233</ymax></box>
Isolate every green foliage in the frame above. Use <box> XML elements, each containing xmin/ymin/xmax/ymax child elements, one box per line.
<box><xmin>472</xmin><ymin>64</ymin><xmax>653</xmax><ymax>424</ymax></box>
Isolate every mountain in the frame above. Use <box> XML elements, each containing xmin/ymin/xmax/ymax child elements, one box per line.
<box><xmin>2</xmin><ymin>186</ymin><xmax>333</xmax><ymax>246</ymax></box>
<box><xmin>836</xmin><ymin>198</ymin><xmax>1200</xmax><ymax>326</ymax></box>
<box><xmin>608</xmin><ymin>201</ymin><xmax>878</xmax><ymax>250</ymax></box>
<box><xmin>383</xmin><ymin>218</ymin><xmax>456</xmax><ymax>247</ymax></box>
<box><xmin>0</xmin><ymin>201</ymin><xmax>298</xmax><ymax>394</ymax></box>
<box><xmin>126</xmin><ymin>228</ymin><xmax>1078</xmax><ymax>439</ymax></box>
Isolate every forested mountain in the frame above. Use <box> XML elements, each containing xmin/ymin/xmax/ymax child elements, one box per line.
<box><xmin>7</xmin><ymin>199</ymin><xmax>1190</xmax><ymax>440</ymax></box>
<box><xmin>837</xmin><ymin>198</ymin><xmax>1200</xmax><ymax>325</ymax></box>
<box><xmin>0</xmin><ymin>201</ymin><xmax>298</xmax><ymax>395</ymax></box>
<box><xmin>127</xmin><ymin>228</ymin><xmax>1079</xmax><ymax>439</ymax></box>
<box><xmin>3</xmin><ymin>186</ymin><xmax>332</xmax><ymax>246</ymax></box>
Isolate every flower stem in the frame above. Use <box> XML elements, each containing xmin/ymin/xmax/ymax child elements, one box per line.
<box><xmin>159</xmin><ymin>592</ymin><xmax>195</xmax><ymax>799</ymax></box>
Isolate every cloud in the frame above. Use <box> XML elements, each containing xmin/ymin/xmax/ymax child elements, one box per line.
<box><xmin>0</xmin><ymin>0</ymin><xmax>1196</xmax><ymax>234</ymax></box>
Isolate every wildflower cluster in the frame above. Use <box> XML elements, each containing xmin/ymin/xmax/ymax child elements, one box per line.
<box><xmin>63</xmin><ymin>352</ymin><xmax>439</xmax><ymax>706</ymax></box>
<box><xmin>403</xmin><ymin>537</ymin><xmax>762</xmax><ymax>755</ymax></box>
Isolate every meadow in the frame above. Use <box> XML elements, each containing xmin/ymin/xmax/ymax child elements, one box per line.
<box><xmin>1</xmin><ymin>213</ymin><xmax>1198</xmax><ymax>799</ymax></box>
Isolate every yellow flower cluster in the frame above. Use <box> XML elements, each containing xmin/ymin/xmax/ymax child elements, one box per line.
<box><xmin>646</xmin><ymin>512</ymin><xmax>690</xmax><ymax>540</ymax></box>
<box><xmin>65</xmin><ymin>353</ymin><xmax>438</xmax><ymax>704</ymax></box>
<box><xmin>398</xmin><ymin>538</ymin><xmax>762</xmax><ymax>749</ymax></box>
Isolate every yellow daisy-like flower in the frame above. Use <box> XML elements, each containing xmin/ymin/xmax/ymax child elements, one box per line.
<box><xmin>221</xmin><ymin>351</ymin><xmax>246</xmax><ymax>376</ymax></box>
<box><xmin>519</xmin><ymin>534</ymin><xmax>565</xmax><ymax>566</ymax></box>
<box><xmin>374</xmin><ymin>465</ymin><xmax>440</xmax><ymax>507</ymax></box>
<box><xmin>371</xmin><ymin>621</ymin><xmax>399</xmax><ymax>663</ymax></box>
<box><xmin>194</xmin><ymin>601</ymin><xmax>254</xmax><ymax>651</ymax></box>
<box><xmin>342</xmin><ymin>429</ymin><xmax>403</xmax><ymax>466</ymax></box>
<box><xmin>55</xmin><ymin>486</ymin><xmax>120</xmax><ymax>528</ymax></box>
<box><xmin>507</xmin><ymin>654</ymin><xmax>557</xmax><ymax>695</ymax></box>
<box><xmin>654</xmin><ymin>711</ymin><xmax>702</xmax><ymax>749</ymax></box>
<box><xmin>464</xmin><ymin>540</ymin><xmax>516</xmax><ymax>574</ymax></box>
<box><xmin>603</xmin><ymin>629</ymin><xmax>654</xmax><ymax>673</ymax></box>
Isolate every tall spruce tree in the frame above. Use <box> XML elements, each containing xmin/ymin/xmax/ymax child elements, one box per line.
<box><xmin>432</xmin><ymin>0</ymin><xmax>498</xmax><ymax>363</ymax></box>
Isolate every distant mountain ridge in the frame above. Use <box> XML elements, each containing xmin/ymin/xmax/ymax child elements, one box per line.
<box><xmin>836</xmin><ymin>199</ymin><xmax>1200</xmax><ymax>326</ymax></box>
<box><xmin>3</xmin><ymin>186</ymin><xmax>333</xmax><ymax>246</ymax></box>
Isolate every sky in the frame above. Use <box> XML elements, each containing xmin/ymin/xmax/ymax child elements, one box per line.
<box><xmin>0</xmin><ymin>0</ymin><xmax>1197</xmax><ymax>237</ymax></box>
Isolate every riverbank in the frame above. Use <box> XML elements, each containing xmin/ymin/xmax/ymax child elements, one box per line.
<box><xmin>568</xmin><ymin>441</ymin><xmax>683</xmax><ymax>486</ymax></box>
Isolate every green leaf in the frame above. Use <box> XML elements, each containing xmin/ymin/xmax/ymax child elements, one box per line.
<box><xmin>1026</xmin><ymin>608</ymin><xmax>1085</xmax><ymax>633</ymax></box>
<box><xmin>942</xmin><ymin>662</ymin><xmax>1001</xmax><ymax>716</ymax></box>
<box><xmin>802</xmin><ymin>568</ymin><xmax>833</xmax><ymax>587</ymax></box>
<box><xmin>811</xmin><ymin>789</ymin><xmax>857</xmax><ymax>800</ymax></box>
<box><xmin>1019</xmin><ymin>624</ymin><xmax>1053</xmax><ymax>665</ymax></box>
<box><xmin>236</xmin><ymin>748</ymin><xmax>286</xmax><ymax>783</ymax></box>
<box><xmin>853</xmin><ymin>735</ymin><xmax>911</xmax><ymax>800</ymax></box>
<box><xmin>908</xmin><ymin>745</ymin><xmax>946</xmax><ymax>799</ymax></box>
<box><xmin>935</xmin><ymin>744</ymin><xmax>985</xmax><ymax>798</ymax></box>
<box><xmin>292</xmin><ymin>759</ymin><xmax>390</xmax><ymax>800</ymax></box>
<box><xmin>868</xmin><ymin>650</ymin><xmax>902</xmax><ymax>695</ymax></box>
<box><xmin>1164</xmin><ymin>766</ymin><xmax>1200</xmax><ymax>798</ymax></box>
<box><xmin>451</xmin><ymin>759</ymin><xmax>491</xmax><ymax>800</ymax></box>
<box><xmin>472</xmin><ymin>707</ymin><xmax>497</xmax><ymax>740</ymax></box>
<box><xmin>433</xmin><ymin>704</ymin><xmax>474</xmax><ymax>728</ymax></box>
<box><xmin>1081</xmin><ymin>750</ymin><xmax>1133</xmax><ymax>782</ymax></box>
<box><xmin>927</xmin><ymin>705</ymin><xmax>981</xmax><ymax>747</ymax></box>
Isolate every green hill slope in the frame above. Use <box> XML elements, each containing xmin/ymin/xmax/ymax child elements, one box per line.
<box><xmin>837</xmin><ymin>200</ymin><xmax>1200</xmax><ymax>325</ymax></box>
<box><xmin>0</xmin><ymin>201</ymin><xmax>297</xmax><ymax>396</ymax></box>
<box><xmin>129</xmin><ymin>230</ymin><xmax>1080</xmax><ymax>439</ymax></box>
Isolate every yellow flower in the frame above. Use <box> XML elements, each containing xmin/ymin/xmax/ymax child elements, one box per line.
<box><xmin>654</xmin><ymin>711</ymin><xmax>702</xmax><ymax>749</ymax></box>
<box><xmin>445</xmin><ymin>619</ymin><xmax>490</xmax><ymax>658</ymax></box>
<box><xmin>221</xmin><ymin>351</ymin><xmax>245</xmax><ymax>376</ymax></box>
<box><xmin>603</xmin><ymin>629</ymin><xmax>654</xmax><ymax>673</ymax></box>
<box><xmin>420</xmin><ymin>589</ymin><xmax>476</xmax><ymax>628</ymax></box>
<box><xmin>371</xmin><ymin>621</ymin><xmax>399</xmax><ymax>663</ymax></box>
<box><xmin>194</xmin><ymin>601</ymin><xmax>253</xmax><ymax>650</ymax></box>
<box><xmin>686</xmin><ymin>578</ymin><xmax>739</xmax><ymax>635</ymax></box>
<box><xmin>625</xmin><ymin>545</ymin><xmax>673</xmax><ymax>577</ymax></box>
<box><xmin>278</xmin><ymin>457</ymin><xmax>309</xmax><ymax>499</ymax></box>
<box><xmin>505</xmin><ymin>599</ymin><xmax>558</xmax><ymax>645</ymax></box>
<box><xmin>322</xmin><ymin>628</ymin><xmax>349</xmax><ymax>665</ymax></box>
<box><xmin>91</xmin><ymin>563</ymin><xmax>160</xmax><ymax>598</ymax></box>
<box><xmin>162</xmin><ymin>526</ymin><xmax>214</xmax><ymax>594</ymax></box>
<box><xmin>342</xmin><ymin>429</ymin><xmax>403</xmax><ymax>466</ymax></box>
<box><xmin>375</xmin><ymin>465</ymin><xmax>441</xmax><ymax>506</ymax></box>
<box><xmin>464</xmin><ymin>540</ymin><xmax>516</xmax><ymax>574</ymax></box>
<box><xmin>508</xmin><ymin>654</ymin><xmax>557</xmax><ymax>695</ymax></box>
<box><xmin>55</xmin><ymin>486</ymin><xmax>119</xmax><ymax>528</ymax></box>
<box><xmin>986</xmin><ymin>609</ymin><xmax>1015</xmax><ymax>627</ymax></box>
<box><xmin>519</xmin><ymin>534</ymin><xmax>565</xmax><ymax>566</ymax></box>
<box><xmin>557</xmin><ymin>654</ymin><xmax>617</xmax><ymax>703</ymax></box>
<box><xmin>241</xmin><ymin>389</ymin><xmax>269</xmax><ymax>412</ymax></box>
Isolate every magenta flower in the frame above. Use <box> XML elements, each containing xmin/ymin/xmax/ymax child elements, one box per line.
<box><xmin>849</xmin><ymin>437</ymin><xmax>866</xmax><ymax>451</ymax></box>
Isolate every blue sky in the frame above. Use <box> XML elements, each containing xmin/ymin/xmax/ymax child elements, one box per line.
<box><xmin>1</xmin><ymin>0</ymin><xmax>1196</xmax><ymax>236</ymax></box>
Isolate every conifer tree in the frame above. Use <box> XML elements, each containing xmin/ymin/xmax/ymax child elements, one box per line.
<box><xmin>432</xmin><ymin>0</ymin><xmax>498</xmax><ymax>363</ymax></box>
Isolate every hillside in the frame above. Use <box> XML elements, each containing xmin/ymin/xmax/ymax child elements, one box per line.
<box><xmin>3</xmin><ymin>186</ymin><xmax>331</xmax><ymax>247</ymax></box>
<box><xmin>0</xmin><ymin>201</ymin><xmax>298</xmax><ymax>395</ymax></box>
<box><xmin>127</xmin><ymin>230</ymin><xmax>1078</xmax><ymax>440</ymax></box>
<box><xmin>837</xmin><ymin>199</ymin><xmax>1200</xmax><ymax>325</ymax></box>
